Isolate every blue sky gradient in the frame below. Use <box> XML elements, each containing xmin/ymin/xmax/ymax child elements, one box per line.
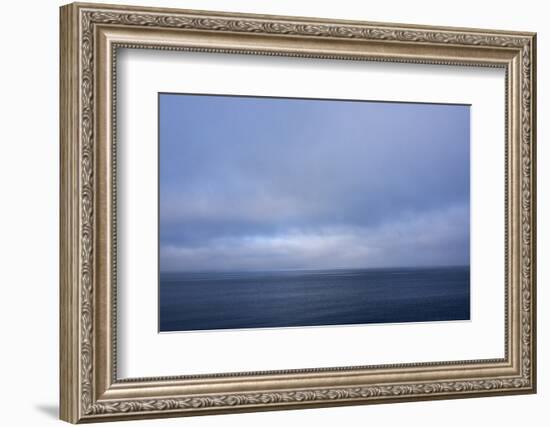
<box><xmin>159</xmin><ymin>93</ymin><xmax>470</xmax><ymax>272</ymax></box>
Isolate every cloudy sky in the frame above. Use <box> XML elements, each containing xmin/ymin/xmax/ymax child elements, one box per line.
<box><xmin>159</xmin><ymin>93</ymin><xmax>470</xmax><ymax>272</ymax></box>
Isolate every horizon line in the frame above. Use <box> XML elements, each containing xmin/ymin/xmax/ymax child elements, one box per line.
<box><xmin>159</xmin><ymin>264</ymin><xmax>470</xmax><ymax>274</ymax></box>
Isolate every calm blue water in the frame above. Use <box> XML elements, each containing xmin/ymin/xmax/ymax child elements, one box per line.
<box><xmin>159</xmin><ymin>266</ymin><xmax>470</xmax><ymax>332</ymax></box>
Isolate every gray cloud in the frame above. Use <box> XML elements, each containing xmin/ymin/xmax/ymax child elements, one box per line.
<box><xmin>160</xmin><ymin>203</ymin><xmax>469</xmax><ymax>271</ymax></box>
<box><xmin>159</xmin><ymin>94</ymin><xmax>470</xmax><ymax>271</ymax></box>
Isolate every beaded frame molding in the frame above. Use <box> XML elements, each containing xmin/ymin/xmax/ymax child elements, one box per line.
<box><xmin>60</xmin><ymin>2</ymin><xmax>536</xmax><ymax>423</ymax></box>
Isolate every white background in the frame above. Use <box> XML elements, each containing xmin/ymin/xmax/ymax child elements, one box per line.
<box><xmin>0</xmin><ymin>0</ymin><xmax>546</xmax><ymax>426</ymax></box>
<box><xmin>118</xmin><ymin>50</ymin><xmax>505</xmax><ymax>377</ymax></box>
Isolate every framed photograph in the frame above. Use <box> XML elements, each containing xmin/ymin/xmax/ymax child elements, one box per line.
<box><xmin>60</xmin><ymin>2</ymin><xmax>537</xmax><ymax>423</ymax></box>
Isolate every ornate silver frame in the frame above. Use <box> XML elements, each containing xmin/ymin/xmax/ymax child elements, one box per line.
<box><xmin>60</xmin><ymin>2</ymin><xmax>537</xmax><ymax>423</ymax></box>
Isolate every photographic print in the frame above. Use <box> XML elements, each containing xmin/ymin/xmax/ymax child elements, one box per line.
<box><xmin>158</xmin><ymin>93</ymin><xmax>471</xmax><ymax>332</ymax></box>
<box><xmin>61</xmin><ymin>5</ymin><xmax>536</xmax><ymax>420</ymax></box>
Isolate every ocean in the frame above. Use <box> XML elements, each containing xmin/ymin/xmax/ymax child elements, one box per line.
<box><xmin>159</xmin><ymin>266</ymin><xmax>470</xmax><ymax>332</ymax></box>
